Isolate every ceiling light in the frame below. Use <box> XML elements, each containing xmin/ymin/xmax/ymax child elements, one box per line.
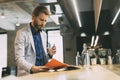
<box><xmin>91</xmin><ymin>36</ymin><xmax>95</xmax><ymax>46</ymax></box>
<box><xmin>103</xmin><ymin>31</ymin><xmax>110</xmax><ymax>35</ymax></box>
<box><xmin>1</xmin><ymin>8</ymin><xmax>5</xmax><ymax>19</ymax></box>
<box><xmin>16</xmin><ymin>23</ymin><xmax>20</xmax><ymax>27</ymax></box>
<box><xmin>94</xmin><ymin>35</ymin><xmax>99</xmax><ymax>47</ymax></box>
<box><xmin>111</xmin><ymin>8</ymin><xmax>120</xmax><ymax>25</ymax></box>
<box><xmin>72</xmin><ymin>0</ymin><xmax>82</xmax><ymax>27</ymax></box>
<box><xmin>80</xmin><ymin>32</ymin><xmax>86</xmax><ymax>37</ymax></box>
<box><xmin>16</xmin><ymin>17</ymin><xmax>20</xmax><ymax>27</ymax></box>
<box><xmin>1</xmin><ymin>12</ymin><xmax>5</xmax><ymax>19</ymax></box>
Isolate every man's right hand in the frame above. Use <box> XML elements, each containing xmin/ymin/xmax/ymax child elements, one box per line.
<box><xmin>30</xmin><ymin>65</ymin><xmax>49</xmax><ymax>73</ymax></box>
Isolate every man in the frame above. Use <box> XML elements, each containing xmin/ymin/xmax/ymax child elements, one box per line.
<box><xmin>14</xmin><ymin>5</ymin><xmax>56</xmax><ymax>76</ymax></box>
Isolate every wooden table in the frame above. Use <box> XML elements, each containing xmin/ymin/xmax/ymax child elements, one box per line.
<box><xmin>101</xmin><ymin>64</ymin><xmax>120</xmax><ymax>76</ymax></box>
<box><xmin>1</xmin><ymin>65</ymin><xmax>120</xmax><ymax>80</ymax></box>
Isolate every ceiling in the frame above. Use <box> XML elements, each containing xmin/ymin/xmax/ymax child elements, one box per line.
<box><xmin>0</xmin><ymin>0</ymin><xmax>120</xmax><ymax>34</ymax></box>
<box><xmin>0</xmin><ymin>0</ymin><xmax>36</xmax><ymax>30</ymax></box>
<box><xmin>0</xmin><ymin>0</ymin><xmax>62</xmax><ymax>30</ymax></box>
<box><xmin>58</xmin><ymin>0</ymin><xmax>120</xmax><ymax>36</ymax></box>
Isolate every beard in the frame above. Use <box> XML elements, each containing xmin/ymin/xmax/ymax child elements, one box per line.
<box><xmin>34</xmin><ymin>21</ymin><xmax>43</xmax><ymax>31</ymax></box>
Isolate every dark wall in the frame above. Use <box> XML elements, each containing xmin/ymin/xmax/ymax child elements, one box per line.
<box><xmin>79</xmin><ymin>11</ymin><xmax>95</xmax><ymax>36</ymax></box>
<box><xmin>76</xmin><ymin>11</ymin><xmax>95</xmax><ymax>53</ymax></box>
<box><xmin>111</xmin><ymin>28</ymin><xmax>120</xmax><ymax>55</ymax></box>
<box><xmin>7</xmin><ymin>31</ymin><xmax>16</xmax><ymax>66</ymax></box>
<box><xmin>97</xmin><ymin>10</ymin><xmax>112</xmax><ymax>35</ymax></box>
<box><xmin>77</xmin><ymin>10</ymin><xmax>113</xmax><ymax>54</ymax></box>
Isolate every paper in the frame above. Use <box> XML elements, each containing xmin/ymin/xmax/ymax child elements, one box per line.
<box><xmin>45</xmin><ymin>59</ymin><xmax>68</xmax><ymax>69</ymax></box>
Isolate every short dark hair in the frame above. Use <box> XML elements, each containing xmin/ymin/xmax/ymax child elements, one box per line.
<box><xmin>32</xmin><ymin>5</ymin><xmax>50</xmax><ymax>17</ymax></box>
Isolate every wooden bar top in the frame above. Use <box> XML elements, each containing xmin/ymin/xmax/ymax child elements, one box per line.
<box><xmin>1</xmin><ymin>64</ymin><xmax>120</xmax><ymax>80</ymax></box>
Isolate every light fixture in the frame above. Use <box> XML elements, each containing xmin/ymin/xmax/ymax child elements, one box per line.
<box><xmin>16</xmin><ymin>22</ymin><xmax>20</xmax><ymax>27</ymax></box>
<box><xmin>111</xmin><ymin>8</ymin><xmax>120</xmax><ymax>25</ymax></box>
<box><xmin>80</xmin><ymin>32</ymin><xmax>86</xmax><ymax>37</ymax></box>
<box><xmin>16</xmin><ymin>17</ymin><xmax>20</xmax><ymax>27</ymax></box>
<box><xmin>1</xmin><ymin>8</ymin><xmax>5</xmax><ymax>19</ymax></box>
<box><xmin>72</xmin><ymin>0</ymin><xmax>82</xmax><ymax>27</ymax></box>
<box><xmin>94</xmin><ymin>35</ymin><xmax>99</xmax><ymax>47</ymax></box>
<box><xmin>91</xmin><ymin>36</ymin><xmax>95</xmax><ymax>46</ymax></box>
<box><xmin>103</xmin><ymin>31</ymin><xmax>110</xmax><ymax>35</ymax></box>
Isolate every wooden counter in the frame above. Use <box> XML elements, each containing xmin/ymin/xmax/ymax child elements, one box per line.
<box><xmin>18</xmin><ymin>65</ymin><xmax>120</xmax><ymax>80</ymax></box>
<box><xmin>101</xmin><ymin>64</ymin><xmax>120</xmax><ymax>76</ymax></box>
<box><xmin>1</xmin><ymin>65</ymin><xmax>120</xmax><ymax>80</ymax></box>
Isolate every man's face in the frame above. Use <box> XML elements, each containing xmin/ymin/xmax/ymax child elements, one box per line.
<box><xmin>32</xmin><ymin>13</ymin><xmax>48</xmax><ymax>31</ymax></box>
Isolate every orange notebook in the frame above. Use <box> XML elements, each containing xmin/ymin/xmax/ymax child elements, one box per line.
<box><xmin>45</xmin><ymin>59</ymin><xmax>68</xmax><ymax>69</ymax></box>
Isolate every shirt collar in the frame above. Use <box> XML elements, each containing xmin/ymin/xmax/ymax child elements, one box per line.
<box><xmin>30</xmin><ymin>23</ymin><xmax>42</xmax><ymax>35</ymax></box>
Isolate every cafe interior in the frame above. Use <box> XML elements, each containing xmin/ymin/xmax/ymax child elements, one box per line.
<box><xmin>0</xmin><ymin>0</ymin><xmax>120</xmax><ymax>80</ymax></box>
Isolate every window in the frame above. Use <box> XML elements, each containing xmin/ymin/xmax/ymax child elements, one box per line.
<box><xmin>0</xmin><ymin>33</ymin><xmax>7</xmax><ymax>68</ymax></box>
<box><xmin>47</xmin><ymin>30</ymin><xmax>63</xmax><ymax>62</ymax></box>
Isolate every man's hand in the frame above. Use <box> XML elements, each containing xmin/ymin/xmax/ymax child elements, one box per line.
<box><xmin>30</xmin><ymin>66</ymin><xmax>49</xmax><ymax>73</ymax></box>
<box><xmin>48</xmin><ymin>44</ymin><xmax>56</xmax><ymax>56</ymax></box>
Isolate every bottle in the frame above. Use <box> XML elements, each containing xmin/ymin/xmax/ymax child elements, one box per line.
<box><xmin>84</xmin><ymin>51</ymin><xmax>90</xmax><ymax>68</ymax></box>
<box><xmin>76</xmin><ymin>51</ymin><xmax>81</xmax><ymax>66</ymax></box>
<box><xmin>108</xmin><ymin>56</ymin><xmax>112</xmax><ymax>65</ymax></box>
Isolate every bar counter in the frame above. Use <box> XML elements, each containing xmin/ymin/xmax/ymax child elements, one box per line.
<box><xmin>1</xmin><ymin>64</ymin><xmax>120</xmax><ymax>80</ymax></box>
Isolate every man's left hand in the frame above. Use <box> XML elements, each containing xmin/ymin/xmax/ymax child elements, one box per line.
<box><xmin>48</xmin><ymin>44</ymin><xmax>56</xmax><ymax>56</ymax></box>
